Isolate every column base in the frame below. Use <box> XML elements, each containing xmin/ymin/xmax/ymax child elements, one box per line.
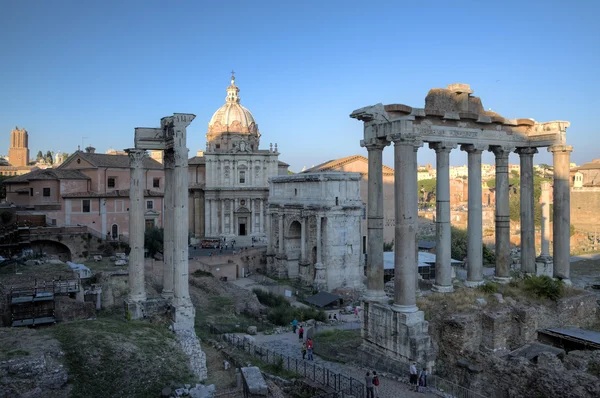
<box><xmin>464</xmin><ymin>280</ymin><xmax>485</xmax><ymax>288</ymax></box>
<box><xmin>161</xmin><ymin>290</ymin><xmax>174</xmax><ymax>300</ymax></box>
<box><xmin>432</xmin><ymin>284</ymin><xmax>454</xmax><ymax>293</ymax></box>
<box><xmin>392</xmin><ymin>303</ymin><xmax>419</xmax><ymax>313</ymax></box>
<box><xmin>535</xmin><ymin>255</ymin><xmax>553</xmax><ymax>277</ymax></box>
<box><xmin>362</xmin><ymin>290</ymin><xmax>388</xmax><ymax>304</ymax></box>
<box><xmin>124</xmin><ymin>298</ymin><xmax>146</xmax><ymax>320</ymax></box>
<box><xmin>171</xmin><ymin>303</ymin><xmax>196</xmax><ymax>331</ymax></box>
<box><xmin>494</xmin><ymin>276</ymin><xmax>511</xmax><ymax>284</ymax></box>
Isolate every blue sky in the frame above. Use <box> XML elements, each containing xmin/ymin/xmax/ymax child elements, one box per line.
<box><xmin>1</xmin><ymin>0</ymin><xmax>598</xmax><ymax>171</ymax></box>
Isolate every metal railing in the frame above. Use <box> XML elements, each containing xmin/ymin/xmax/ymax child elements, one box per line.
<box><xmin>427</xmin><ymin>375</ymin><xmax>487</xmax><ymax>398</ymax></box>
<box><xmin>221</xmin><ymin>333</ymin><xmax>365</xmax><ymax>398</ymax></box>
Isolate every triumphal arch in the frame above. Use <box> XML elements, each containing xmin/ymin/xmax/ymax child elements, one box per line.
<box><xmin>351</xmin><ymin>83</ymin><xmax>571</xmax><ymax>370</ymax></box>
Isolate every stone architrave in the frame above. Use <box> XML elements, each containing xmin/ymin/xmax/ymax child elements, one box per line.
<box><xmin>126</xmin><ymin>148</ymin><xmax>147</xmax><ymax>304</ymax></box>
<box><xmin>490</xmin><ymin>145</ymin><xmax>514</xmax><ymax>283</ymax></box>
<box><xmin>162</xmin><ymin>149</ymin><xmax>175</xmax><ymax>299</ymax></box>
<box><xmin>549</xmin><ymin>144</ymin><xmax>573</xmax><ymax>283</ymax></box>
<box><xmin>430</xmin><ymin>141</ymin><xmax>456</xmax><ymax>293</ymax></box>
<box><xmin>392</xmin><ymin>135</ymin><xmax>422</xmax><ymax>312</ymax></box>
<box><xmin>516</xmin><ymin>147</ymin><xmax>538</xmax><ymax>274</ymax></box>
<box><xmin>461</xmin><ymin>144</ymin><xmax>486</xmax><ymax>287</ymax></box>
<box><xmin>361</xmin><ymin>138</ymin><xmax>389</xmax><ymax>303</ymax></box>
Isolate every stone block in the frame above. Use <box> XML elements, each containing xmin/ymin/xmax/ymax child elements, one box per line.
<box><xmin>480</xmin><ymin>310</ymin><xmax>511</xmax><ymax>352</ymax></box>
<box><xmin>188</xmin><ymin>384</ymin><xmax>215</xmax><ymax>398</ymax></box>
<box><xmin>395</xmin><ymin>310</ymin><xmax>425</xmax><ymax>325</ymax></box>
<box><xmin>241</xmin><ymin>366</ymin><xmax>268</xmax><ymax>396</ymax></box>
<box><xmin>247</xmin><ymin>326</ymin><xmax>257</xmax><ymax>335</ymax></box>
<box><xmin>124</xmin><ymin>298</ymin><xmax>146</xmax><ymax>320</ymax></box>
<box><xmin>535</xmin><ymin>256</ymin><xmax>553</xmax><ymax>277</ymax></box>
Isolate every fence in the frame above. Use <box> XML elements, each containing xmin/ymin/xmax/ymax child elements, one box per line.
<box><xmin>221</xmin><ymin>333</ymin><xmax>365</xmax><ymax>398</ymax></box>
<box><xmin>426</xmin><ymin>375</ymin><xmax>487</xmax><ymax>398</ymax></box>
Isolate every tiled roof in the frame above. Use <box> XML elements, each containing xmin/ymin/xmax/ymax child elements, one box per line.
<box><xmin>278</xmin><ymin>160</ymin><xmax>290</xmax><ymax>167</ymax></box>
<box><xmin>302</xmin><ymin>154</ymin><xmax>394</xmax><ymax>175</ymax></box>
<box><xmin>61</xmin><ymin>151</ymin><xmax>163</xmax><ymax>170</ymax></box>
<box><xmin>573</xmin><ymin>159</ymin><xmax>600</xmax><ymax>171</ymax></box>
<box><xmin>3</xmin><ymin>168</ymin><xmax>90</xmax><ymax>183</ymax></box>
<box><xmin>188</xmin><ymin>156</ymin><xmax>206</xmax><ymax>165</ymax></box>
<box><xmin>62</xmin><ymin>189</ymin><xmax>163</xmax><ymax>198</ymax></box>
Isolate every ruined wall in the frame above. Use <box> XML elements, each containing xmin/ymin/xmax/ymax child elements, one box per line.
<box><xmin>571</xmin><ymin>189</ymin><xmax>600</xmax><ymax>233</ymax></box>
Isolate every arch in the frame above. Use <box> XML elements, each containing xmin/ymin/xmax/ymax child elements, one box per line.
<box><xmin>288</xmin><ymin>220</ymin><xmax>301</xmax><ymax>238</ymax></box>
<box><xmin>29</xmin><ymin>239</ymin><xmax>72</xmax><ymax>262</ymax></box>
<box><xmin>111</xmin><ymin>224</ymin><xmax>119</xmax><ymax>239</ymax></box>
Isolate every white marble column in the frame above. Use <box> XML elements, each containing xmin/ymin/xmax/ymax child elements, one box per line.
<box><xmin>392</xmin><ymin>136</ymin><xmax>421</xmax><ymax>312</ymax></box>
<box><xmin>300</xmin><ymin>216</ymin><xmax>306</xmax><ymax>262</ymax></box>
<box><xmin>278</xmin><ymin>212</ymin><xmax>285</xmax><ymax>254</ymax></box>
<box><xmin>126</xmin><ymin>148</ymin><xmax>147</xmax><ymax>302</ymax></box>
<box><xmin>250</xmin><ymin>198</ymin><xmax>255</xmax><ymax>235</ymax></box>
<box><xmin>315</xmin><ymin>214</ymin><xmax>322</xmax><ymax>264</ymax></box>
<box><xmin>540</xmin><ymin>181</ymin><xmax>551</xmax><ymax>257</ymax></box>
<box><xmin>259</xmin><ymin>199</ymin><xmax>264</xmax><ymax>234</ymax></box>
<box><xmin>461</xmin><ymin>144</ymin><xmax>485</xmax><ymax>287</ymax></box>
<box><xmin>162</xmin><ymin>149</ymin><xmax>175</xmax><ymax>299</ymax></box>
<box><xmin>221</xmin><ymin>200</ymin><xmax>225</xmax><ymax>235</ymax></box>
<box><xmin>549</xmin><ymin>145</ymin><xmax>573</xmax><ymax>282</ymax></box>
<box><xmin>361</xmin><ymin>138</ymin><xmax>389</xmax><ymax>302</ymax></box>
<box><xmin>230</xmin><ymin>199</ymin><xmax>234</xmax><ymax>235</ymax></box>
<box><xmin>204</xmin><ymin>198</ymin><xmax>211</xmax><ymax>237</ymax></box>
<box><xmin>173</xmin><ymin>137</ymin><xmax>191</xmax><ymax>307</ymax></box>
<box><xmin>491</xmin><ymin>146</ymin><xmax>513</xmax><ymax>282</ymax></box>
<box><xmin>211</xmin><ymin>199</ymin><xmax>218</xmax><ymax>236</ymax></box>
<box><xmin>267</xmin><ymin>211</ymin><xmax>274</xmax><ymax>255</ymax></box>
<box><xmin>430</xmin><ymin>142</ymin><xmax>456</xmax><ymax>293</ymax></box>
<box><xmin>517</xmin><ymin>147</ymin><xmax>538</xmax><ymax>274</ymax></box>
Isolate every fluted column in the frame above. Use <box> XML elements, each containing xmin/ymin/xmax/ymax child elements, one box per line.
<box><xmin>126</xmin><ymin>148</ymin><xmax>147</xmax><ymax>302</ymax></box>
<box><xmin>204</xmin><ymin>198</ymin><xmax>211</xmax><ymax>236</ymax></box>
<box><xmin>517</xmin><ymin>147</ymin><xmax>538</xmax><ymax>274</ymax></box>
<box><xmin>278</xmin><ymin>212</ymin><xmax>285</xmax><ymax>254</ymax></box>
<box><xmin>361</xmin><ymin>138</ymin><xmax>389</xmax><ymax>302</ymax></box>
<box><xmin>211</xmin><ymin>199</ymin><xmax>218</xmax><ymax>236</ymax></box>
<box><xmin>461</xmin><ymin>144</ymin><xmax>485</xmax><ymax>287</ymax></box>
<box><xmin>193</xmin><ymin>191</ymin><xmax>202</xmax><ymax>238</ymax></box>
<box><xmin>162</xmin><ymin>149</ymin><xmax>175</xmax><ymax>299</ymax></box>
<box><xmin>300</xmin><ymin>216</ymin><xmax>306</xmax><ymax>262</ymax></box>
<box><xmin>230</xmin><ymin>199</ymin><xmax>234</xmax><ymax>235</ymax></box>
<box><xmin>540</xmin><ymin>181</ymin><xmax>551</xmax><ymax>257</ymax></box>
<box><xmin>315</xmin><ymin>214</ymin><xmax>322</xmax><ymax>264</ymax></box>
<box><xmin>491</xmin><ymin>146</ymin><xmax>513</xmax><ymax>283</ymax></box>
<box><xmin>430</xmin><ymin>142</ymin><xmax>456</xmax><ymax>293</ymax></box>
<box><xmin>267</xmin><ymin>211</ymin><xmax>274</xmax><ymax>254</ymax></box>
<box><xmin>549</xmin><ymin>145</ymin><xmax>573</xmax><ymax>282</ymax></box>
<box><xmin>173</xmin><ymin>136</ymin><xmax>191</xmax><ymax>307</ymax></box>
<box><xmin>221</xmin><ymin>200</ymin><xmax>225</xmax><ymax>235</ymax></box>
<box><xmin>392</xmin><ymin>135</ymin><xmax>422</xmax><ymax>312</ymax></box>
<box><xmin>260</xmin><ymin>199</ymin><xmax>264</xmax><ymax>234</ymax></box>
<box><xmin>250</xmin><ymin>198</ymin><xmax>255</xmax><ymax>235</ymax></box>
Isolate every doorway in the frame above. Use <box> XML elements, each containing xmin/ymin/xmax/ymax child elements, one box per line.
<box><xmin>239</xmin><ymin>217</ymin><xmax>247</xmax><ymax>236</ymax></box>
<box><xmin>145</xmin><ymin>219</ymin><xmax>155</xmax><ymax>230</ymax></box>
<box><xmin>111</xmin><ymin>224</ymin><xmax>119</xmax><ymax>240</ymax></box>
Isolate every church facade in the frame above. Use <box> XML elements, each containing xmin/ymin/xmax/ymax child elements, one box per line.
<box><xmin>188</xmin><ymin>75</ymin><xmax>288</xmax><ymax>242</ymax></box>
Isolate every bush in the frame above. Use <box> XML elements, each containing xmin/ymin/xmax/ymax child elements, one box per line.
<box><xmin>266</xmin><ymin>306</ymin><xmax>327</xmax><ymax>326</ymax></box>
<box><xmin>478</xmin><ymin>282</ymin><xmax>499</xmax><ymax>294</ymax></box>
<box><xmin>522</xmin><ymin>275</ymin><xmax>564</xmax><ymax>301</ymax></box>
<box><xmin>253</xmin><ymin>289</ymin><xmax>289</xmax><ymax>308</ymax></box>
<box><xmin>192</xmin><ymin>269</ymin><xmax>213</xmax><ymax>277</ymax></box>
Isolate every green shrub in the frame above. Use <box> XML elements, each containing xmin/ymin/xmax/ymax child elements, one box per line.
<box><xmin>266</xmin><ymin>305</ymin><xmax>327</xmax><ymax>326</ymax></box>
<box><xmin>522</xmin><ymin>275</ymin><xmax>564</xmax><ymax>301</ymax></box>
<box><xmin>478</xmin><ymin>282</ymin><xmax>499</xmax><ymax>294</ymax></box>
<box><xmin>192</xmin><ymin>269</ymin><xmax>213</xmax><ymax>277</ymax></box>
<box><xmin>253</xmin><ymin>289</ymin><xmax>290</xmax><ymax>308</ymax></box>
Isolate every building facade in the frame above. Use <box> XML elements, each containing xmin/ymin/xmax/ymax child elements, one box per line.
<box><xmin>267</xmin><ymin>172</ymin><xmax>363</xmax><ymax>291</ymax></box>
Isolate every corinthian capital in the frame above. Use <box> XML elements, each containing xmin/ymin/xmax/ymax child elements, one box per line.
<box><xmin>515</xmin><ymin>147</ymin><xmax>539</xmax><ymax>156</ymax></box>
<box><xmin>126</xmin><ymin>148</ymin><xmax>146</xmax><ymax>168</ymax></box>
<box><xmin>489</xmin><ymin>145</ymin><xmax>515</xmax><ymax>158</ymax></box>
<box><xmin>429</xmin><ymin>141</ymin><xmax>457</xmax><ymax>153</ymax></box>
<box><xmin>360</xmin><ymin>138</ymin><xmax>389</xmax><ymax>151</ymax></box>
<box><xmin>460</xmin><ymin>143</ymin><xmax>487</xmax><ymax>154</ymax></box>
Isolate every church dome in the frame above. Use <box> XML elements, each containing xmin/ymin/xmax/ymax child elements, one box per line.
<box><xmin>206</xmin><ymin>75</ymin><xmax>260</xmax><ymax>152</ymax></box>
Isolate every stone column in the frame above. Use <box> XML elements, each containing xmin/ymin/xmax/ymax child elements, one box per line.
<box><xmin>193</xmin><ymin>191</ymin><xmax>202</xmax><ymax>238</ymax></box>
<box><xmin>162</xmin><ymin>149</ymin><xmax>175</xmax><ymax>299</ymax></box>
<box><xmin>300</xmin><ymin>216</ymin><xmax>306</xmax><ymax>262</ymax></box>
<box><xmin>461</xmin><ymin>144</ymin><xmax>485</xmax><ymax>287</ymax></box>
<box><xmin>540</xmin><ymin>181</ymin><xmax>551</xmax><ymax>257</ymax></box>
<box><xmin>315</xmin><ymin>214</ymin><xmax>322</xmax><ymax>264</ymax></box>
<box><xmin>278</xmin><ymin>212</ymin><xmax>285</xmax><ymax>254</ymax></box>
<box><xmin>221</xmin><ymin>200</ymin><xmax>225</xmax><ymax>235</ymax></box>
<box><xmin>126</xmin><ymin>148</ymin><xmax>147</xmax><ymax>302</ymax></box>
<box><xmin>211</xmin><ymin>199</ymin><xmax>218</xmax><ymax>236</ymax></box>
<box><xmin>491</xmin><ymin>146</ymin><xmax>513</xmax><ymax>283</ymax></box>
<box><xmin>517</xmin><ymin>147</ymin><xmax>538</xmax><ymax>274</ymax></box>
<box><xmin>250</xmin><ymin>198</ymin><xmax>255</xmax><ymax>235</ymax></box>
<box><xmin>549</xmin><ymin>145</ymin><xmax>573</xmax><ymax>282</ymax></box>
<box><xmin>392</xmin><ymin>136</ymin><xmax>422</xmax><ymax>312</ymax></box>
<box><xmin>361</xmin><ymin>138</ymin><xmax>389</xmax><ymax>303</ymax></box>
<box><xmin>267</xmin><ymin>211</ymin><xmax>274</xmax><ymax>255</ymax></box>
<box><xmin>204</xmin><ymin>198</ymin><xmax>211</xmax><ymax>237</ymax></box>
<box><xmin>430</xmin><ymin>142</ymin><xmax>456</xmax><ymax>293</ymax></box>
<box><xmin>260</xmin><ymin>199</ymin><xmax>264</xmax><ymax>234</ymax></box>
<box><xmin>173</xmin><ymin>138</ymin><xmax>191</xmax><ymax>308</ymax></box>
<box><xmin>230</xmin><ymin>199</ymin><xmax>234</xmax><ymax>235</ymax></box>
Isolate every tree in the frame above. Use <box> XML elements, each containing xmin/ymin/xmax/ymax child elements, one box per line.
<box><xmin>144</xmin><ymin>227</ymin><xmax>164</xmax><ymax>257</ymax></box>
<box><xmin>36</xmin><ymin>151</ymin><xmax>43</xmax><ymax>161</ymax></box>
<box><xmin>45</xmin><ymin>150</ymin><xmax>53</xmax><ymax>165</ymax></box>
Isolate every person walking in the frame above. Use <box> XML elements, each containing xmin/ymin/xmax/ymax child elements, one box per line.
<box><xmin>301</xmin><ymin>342</ymin><xmax>307</xmax><ymax>360</ymax></box>
<box><xmin>365</xmin><ymin>371</ymin><xmax>374</xmax><ymax>398</ymax></box>
<box><xmin>298</xmin><ymin>325</ymin><xmax>304</xmax><ymax>341</ymax></box>
<box><xmin>418</xmin><ymin>367</ymin><xmax>428</xmax><ymax>392</ymax></box>
<box><xmin>292</xmin><ymin>318</ymin><xmax>298</xmax><ymax>334</ymax></box>
<box><xmin>306</xmin><ymin>338</ymin><xmax>314</xmax><ymax>360</ymax></box>
<box><xmin>409</xmin><ymin>362</ymin><xmax>419</xmax><ymax>391</ymax></box>
<box><xmin>372</xmin><ymin>370</ymin><xmax>380</xmax><ymax>397</ymax></box>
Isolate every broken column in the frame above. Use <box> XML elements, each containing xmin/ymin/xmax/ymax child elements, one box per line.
<box><xmin>125</xmin><ymin>148</ymin><xmax>147</xmax><ymax>319</ymax></box>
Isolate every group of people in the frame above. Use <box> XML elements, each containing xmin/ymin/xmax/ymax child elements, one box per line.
<box><xmin>409</xmin><ymin>362</ymin><xmax>429</xmax><ymax>392</ymax></box>
<box><xmin>291</xmin><ymin>319</ymin><xmax>314</xmax><ymax>361</ymax></box>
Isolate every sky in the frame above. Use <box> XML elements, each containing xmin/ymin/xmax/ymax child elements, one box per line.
<box><xmin>1</xmin><ymin>0</ymin><xmax>599</xmax><ymax>172</ymax></box>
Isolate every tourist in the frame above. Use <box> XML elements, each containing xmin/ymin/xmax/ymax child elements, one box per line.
<box><xmin>301</xmin><ymin>342</ymin><xmax>307</xmax><ymax>360</ymax></box>
<box><xmin>306</xmin><ymin>338</ymin><xmax>314</xmax><ymax>360</ymax></box>
<box><xmin>298</xmin><ymin>325</ymin><xmax>304</xmax><ymax>340</ymax></box>
<box><xmin>409</xmin><ymin>362</ymin><xmax>419</xmax><ymax>391</ymax></box>
<box><xmin>292</xmin><ymin>318</ymin><xmax>298</xmax><ymax>333</ymax></box>
<box><xmin>328</xmin><ymin>313</ymin><xmax>332</xmax><ymax>322</ymax></box>
<box><xmin>372</xmin><ymin>370</ymin><xmax>380</xmax><ymax>397</ymax></box>
<box><xmin>365</xmin><ymin>371</ymin><xmax>374</xmax><ymax>398</ymax></box>
<box><xmin>333</xmin><ymin>313</ymin><xmax>338</xmax><ymax>323</ymax></box>
<box><xmin>418</xmin><ymin>367</ymin><xmax>428</xmax><ymax>392</ymax></box>
<box><xmin>354</xmin><ymin>306</ymin><xmax>359</xmax><ymax>318</ymax></box>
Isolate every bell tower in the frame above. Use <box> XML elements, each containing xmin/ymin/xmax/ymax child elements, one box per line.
<box><xmin>8</xmin><ymin>126</ymin><xmax>30</xmax><ymax>167</ymax></box>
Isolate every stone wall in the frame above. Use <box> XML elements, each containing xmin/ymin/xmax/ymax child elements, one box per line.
<box><xmin>571</xmin><ymin>188</ymin><xmax>600</xmax><ymax>233</ymax></box>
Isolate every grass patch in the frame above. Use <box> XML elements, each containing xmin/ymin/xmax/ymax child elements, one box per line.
<box><xmin>253</xmin><ymin>288</ymin><xmax>289</xmax><ymax>307</ymax></box>
<box><xmin>478</xmin><ymin>282</ymin><xmax>499</xmax><ymax>294</ymax></box>
<box><xmin>51</xmin><ymin>312</ymin><xmax>195</xmax><ymax>398</ymax></box>
<box><xmin>522</xmin><ymin>275</ymin><xmax>564</xmax><ymax>301</ymax></box>
<box><xmin>252</xmin><ymin>288</ymin><xmax>327</xmax><ymax>326</ymax></box>
<box><xmin>312</xmin><ymin>329</ymin><xmax>362</xmax><ymax>363</ymax></box>
<box><xmin>5</xmin><ymin>349</ymin><xmax>30</xmax><ymax>358</ymax></box>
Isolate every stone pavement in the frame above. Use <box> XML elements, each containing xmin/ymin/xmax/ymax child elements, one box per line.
<box><xmin>250</xmin><ymin>329</ymin><xmax>437</xmax><ymax>398</ymax></box>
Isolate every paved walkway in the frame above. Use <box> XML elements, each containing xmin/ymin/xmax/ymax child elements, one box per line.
<box><xmin>248</xmin><ymin>329</ymin><xmax>437</xmax><ymax>398</ymax></box>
